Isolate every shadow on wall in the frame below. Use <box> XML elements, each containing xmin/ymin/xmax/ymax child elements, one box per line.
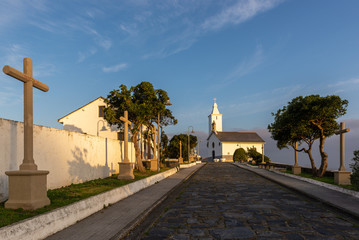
<box><xmin>64</xmin><ymin>125</ymin><xmax>84</xmax><ymax>133</ymax></box>
<box><xmin>67</xmin><ymin>147</ymin><xmax>110</xmax><ymax>183</ymax></box>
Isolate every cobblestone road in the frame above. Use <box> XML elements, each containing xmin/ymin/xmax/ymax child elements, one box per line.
<box><xmin>139</xmin><ymin>163</ymin><xmax>359</xmax><ymax>240</ymax></box>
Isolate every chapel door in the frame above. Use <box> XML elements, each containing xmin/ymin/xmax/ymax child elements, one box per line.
<box><xmin>212</xmin><ymin>150</ymin><xmax>215</xmax><ymax>160</ymax></box>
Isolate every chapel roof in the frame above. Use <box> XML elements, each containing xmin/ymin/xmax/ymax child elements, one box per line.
<box><xmin>214</xmin><ymin>131</ymin><xmax>265</xmax><ymax>143</ymax></box>
<box><xmin>57</xmin><ymin>96</ymin><xmax>105</xmax><ymax>123</ymax></box>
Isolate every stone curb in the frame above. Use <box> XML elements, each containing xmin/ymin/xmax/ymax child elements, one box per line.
<box><xmin>179</xmin><ymin>162</ymin><xmax>197</xmax><ymax>169</ymax></box>
<box><xmin>268</xmin><ymin>168</ymin><xmax>359</xmax><ymax>198</ymax></box>
<box><xmin>0</xmin><ymin>168</ymin><xmax>178</xmax><ymax>240</ymax></box>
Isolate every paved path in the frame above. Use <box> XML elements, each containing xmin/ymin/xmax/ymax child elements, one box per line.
<box><xmin>237</xmin><ymin>163</ymin><xmax>359</xmax><ymax>218</ymax></box>
<box><xmin>46</xmin><ymin>164</ymin><xmax>204</xmax><ymax>240</ymax></box>
<box><xmin>138</xmin><ymin>163</ymin><xmax>359</xmax><ymax>239</ymax></box>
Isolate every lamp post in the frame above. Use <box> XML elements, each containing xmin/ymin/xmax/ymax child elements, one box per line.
<box><xmin>198</xmin><ymin>140</ymin><xmax>202</xmax><ymax>160</ymax></box>
<box><xmin>157</xmin><ymin>99</ymin><xmax>172</xmax><ymax>172</ymax></box>
<box><xmin>188</xmin><ymin>126</ymin><xmax>194</xmax><ymax>162</ymax></box>
<box><xmin>97</xmin><ymin>120</ymin><xmax>107</xmax><ymax>136</ymax></box>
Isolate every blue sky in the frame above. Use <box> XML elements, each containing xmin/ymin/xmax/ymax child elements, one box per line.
<box><xmin>1</xmin><ymin>0</ymin><xmax>359</xmax><ymax>168</ymax></box>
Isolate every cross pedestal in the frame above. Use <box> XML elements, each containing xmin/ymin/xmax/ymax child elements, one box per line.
<box><xmin>293</xmin><ymin>142</ymin><xmax>301</xmax><ymax>175</ymax></box>
<box><xmin>118</xmin><ymin>162</ymin><xmax>134</xmax><ymax>180</ymax></box>
<box><xmin>150</xmin><ymin>160</ymin><xmax>158</xmax><ymax>172</ymax></box>
<box><xmin>292</xmin><ymin>166</ymin><xmax>301</xmax><ymax>175</ymax></box>
<box><xmin>334</xmin><ymin>171</ymin><xmax>351</xmax><ymax>185</ymax></box>
<box><xmin>3</xmin><ymin>58</ymin><xmax>50</xmax><ymax>210</ymax></box>
<box><xmin>334</xmin><ymin>122</ymin><xmax>351</xmax><ymax>185</ymax></box>
<box><xmin>5</xmin><ymin>170</ymin><xmax>50</xmax><ymax>210</ymax></box>
<box><xmin>118</xmin><ymin>111</ymin><xmax>134</xmax><ymax>180</ymax></box>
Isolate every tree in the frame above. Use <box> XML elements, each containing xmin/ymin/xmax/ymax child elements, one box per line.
<box><xmin>350</xmin><ymin>150</ymin><xmax>359</xmax><ymax>190</ymax></box>
<box><xmin>268</xmin><ymin>95</ymin><xmax>348</xmax><ymax>177</ymax></box>
<box><xmin>104</xmin><ymin>82</ymin><xmax>177</xmax><ymax>172</ymax></box>
<box><xmin>160</xmin><ymin>130</ymin><xmax>169</xmax><ymax>162</ymax></box>
<box><xmin>233</xmin><ymin>148</ymin><xmax>248</xmax><ymax>162</ymax></box>
<box><xmin>247</xmin><ymin>147</ymin><xmax>270</xmax><ymax>163</ymax></box>
<box><xmin>165</xmin><ymin>134</ymin><xmax>197</xmax><ymax>161</ymax></box>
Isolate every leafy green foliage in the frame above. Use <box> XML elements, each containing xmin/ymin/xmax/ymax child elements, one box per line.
<box><xmin>268</xmin><ymin>95</ymin><xmax>348</xmax><ymax>177</ymax></box>
<box><xmin>233</xmin><ymin>148</ymin><xmax>248</xmax><ymax>162</ymax></box>
<box><xmin>247</xmin><ymin>147</ymin><xmax>270</xmax><ymax>163</ymax></box>
<box><xmin>160</xmin><ymin>130</ymin><xmax>169</xmax><ymax>161</ymax></box>
<box><xmin>350</xmin><ymin>150</ymin><xmax>359</xmax><ymax>190</ymax></box>
<box><xmin>104</xmin><ymin>82</ymin><xmax>177</xmax><ymax>171</ymax></box>
<box><xmin>165</xmin><ymin>134</ymin><xmax>197</xmax><ymax>161</ymax></box>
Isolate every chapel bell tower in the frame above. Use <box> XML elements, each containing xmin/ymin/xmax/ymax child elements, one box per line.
<box><xmin>208</xmin><ymin>98</ymin><xmax>222</xmax><ymax>134</ymax></box>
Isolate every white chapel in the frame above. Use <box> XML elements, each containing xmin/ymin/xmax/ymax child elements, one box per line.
<box><xmin>207</xmin><ymin>99</ymin><xmax>265</xmax><ymax>161</ymax></box>
<box><xmin>57</xmin><ymin>97</ymin><xmax>120</xmax><ymax>140</ymax></box>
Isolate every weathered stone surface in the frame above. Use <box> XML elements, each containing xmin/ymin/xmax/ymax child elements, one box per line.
<box><xmin>209</xmin><ymin>227</ymin><xmax>254</xmax><ymax>239</ymax></box>
<box><xmin>139</xmin><ymin>163</ymin><xmax>359</xmax><ymax>239</ymax></box>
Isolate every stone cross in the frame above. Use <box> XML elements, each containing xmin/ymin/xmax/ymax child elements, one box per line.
<box><xmin>3</xmin><ymin>58</ymin><xmax>50</xmax><ymax>210</ymax></box>
<box><xmin>120</xmin><ymin>111</ymin><xmax>132</xmax><ymax>163</ymax></box>
<box><xmin>152</xmin><ymin>126</ymin><xmax>157</xmax><ymax>160</ymax></box>
<box><xmin>335</xmin><ymin>122</ymin><xmax>350</xmax><ymax>171</ymax></box>
<box><xmin>294</xmin><ymin>142</ymin><xmax>298</xmax><ymax>167</ymax></box>
<box><xmin>3</xmin><ymin>58</ymin><xmax>49</xmax><ymax>171</ymax></box>
<box><xmin>179</xmin><ymin>141</ymin><xmax>182</xmax><ymax>158</ymax></box>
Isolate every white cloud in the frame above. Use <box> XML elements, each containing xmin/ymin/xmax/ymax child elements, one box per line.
<box><xmin>228</xmin><ymin>44</ymin><xmax>264</xmax><ymax>80</ymax></box>
<box><xmin>102</xmin><ymin>63</ymin><xmax>128</xmax><ymax>73</ymax></box>
<box><xmin>201</xmin><ymin>0</ymin><xmax>284</xmax><ymax>31</ymax></box>
<box><xmin>207</xmin><ymin>44</ymin><xmax>264</xmax><ymax>91</ymax></box>
<box><xmin>328</xmin><ymin>78</ymin><xmax>359</xmax><ymax>88</ymax></box>
<box><xmin>33</xmin><ymin>63</ymin><xmax>56</xmax><ymax>78</ymax></box>
<box><xmin>78</xmin><ymin>48</ymin><xmax>97</xmax><ymax>63</ymax></box>
<box><xmin>0</xmin><ymin>44</ymin><xmax>28</xmax><ymax>70</ymax></box>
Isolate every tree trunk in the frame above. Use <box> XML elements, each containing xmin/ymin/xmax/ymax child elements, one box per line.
<box><xmin>305</xmin><ymin>146</ymin><xmax>317</xmax><ymax>176</ymax></box>
<box><xmin>317</xmin><ymin>135</ymin><xmax>328</xmax><ymax>177</ymax></box>
<box><xmin>132</xmin><ymin>131</ymin><xmax>146</xmax><ymax>173</ymax></box>
<box><xmin>147</xmin><ymin>135</ymin><xmax>151</xmax><ymax>160</ymax></box>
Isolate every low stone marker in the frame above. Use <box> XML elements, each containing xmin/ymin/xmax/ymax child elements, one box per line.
<box><xmin>118</xmin><ymin>110</ymin><xmax>134</xmax><ymax>179</ymax></box>
<box><xmin>334</xmin><ymin>122</ymin><xmax>351</xmax><ymax>185</ymax></box>
<box><xmin>3</xmin><ymin>58</ymin><xmax>50</xmax><ymax>210</ymax></box>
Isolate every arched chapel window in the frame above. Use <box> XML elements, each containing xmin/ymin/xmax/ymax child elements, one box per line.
<box><xmin>212</xmin><ymin>142</ymin><xmax>215</xmax><ymax>148</ymax></box>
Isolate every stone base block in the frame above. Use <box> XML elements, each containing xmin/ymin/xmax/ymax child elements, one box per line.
<box><xmin>178</xmin><ymin>157</ymin><xmax>183</xmax><ymax>164</ymax></box>
<box><xmin>292</xmin><ymin>166</ymin><xmax>301</xmax><ymax>175</ymax></box>
<box><xmin>118</xmin><ymin>162</ymin><xmax>134</xmax><ymax>180</ymax></box>
<box><xmin>334</xmin><ymin>171</ymin><xmax>351</xmax><ymax>185</ymax></box>
<box><xmin>5</xmin><ymin>170</ymin><xmax>50</xmax><ymax>210</ymax></box>
<box><xmin>150</xmin><ymin>159</ymin><xmax>158</xmax><ymax>171</ymax></box>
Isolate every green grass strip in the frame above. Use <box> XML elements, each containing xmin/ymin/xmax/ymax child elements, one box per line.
<box><xmin>0</xmin><ymin>168</ymin><xmax>171</xmax><ymax>228</ymax></box>
<box><xmin>284</xmin><ymin>170</ymin><xmax>357</xmax><ymax>191</ymax></box>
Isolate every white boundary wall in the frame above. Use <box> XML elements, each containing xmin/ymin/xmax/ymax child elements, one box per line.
<box><xmin>0</xmin><ymin>118</ymin><xmax>135</xmax><ymax>202</ymax></box>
